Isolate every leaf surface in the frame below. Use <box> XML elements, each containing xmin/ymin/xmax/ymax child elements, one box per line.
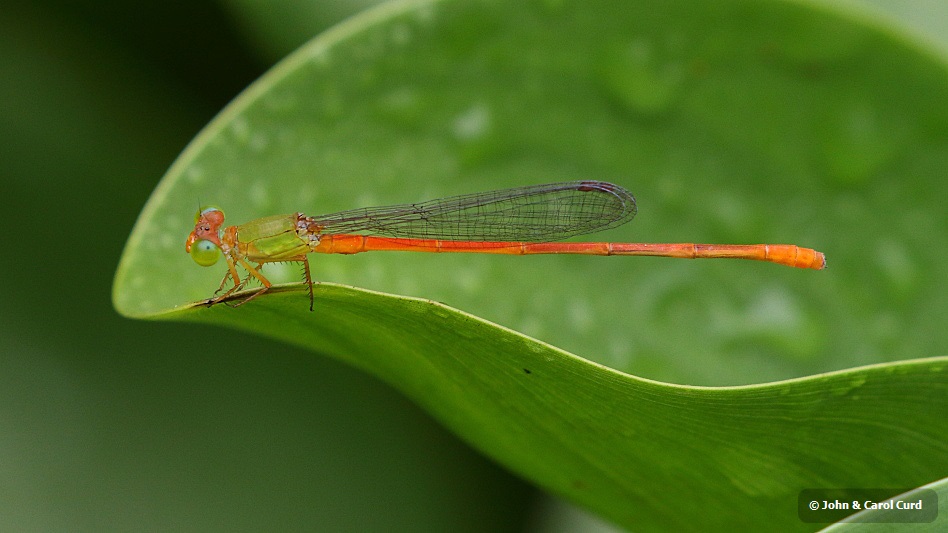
<box><xmin>114</xmin><ymin>0</ymin><xmax>948</xmax><ymax>530</ymax></box>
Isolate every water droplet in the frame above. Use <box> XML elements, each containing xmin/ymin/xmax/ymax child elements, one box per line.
<box><xmin>829</xmin><ymin>374</ymin><xmax>867</xmax><ymax>396</ymax></box>
<box><xmin>249</xmin><ymin>132</ymin><xmax>269</xmax><ymax>153</ymax></box>
<box><xmin>296</xmin><ymin>184</ymin><xmax>316</xmax><ymax>207</ymax></box>
<box><xmin>873</xmin><ymin>238</ymin><xmax>918</xmax><ymax>297</ymax></box>
<box><xmin>518</xmin><ymin>315</ymin><xmax>544</xmax><ymax>339</ymax></box>
<box><xmin>137</xmin><ymin>298</ymin><xmax>153</xmax><ymax>312</ymax></box>
<box><xmin>713</xmin><ymin>286</ymin><xmax>823</xmax><ymax>358</ymax></box>
<box><xmin>185</xmin><ymin>166</ymin><xmax>205</xmax><ymax>185</ymax></box>
<box><xmin>452</xmin><ymin>102</ymin><xmax>492</xmax><ymax>141</ymax></box>
<box><xmin>869</xmin><ymin>312</ymin><xmax>899</xmax><ymax>346</ymax></box>
<box><xmin>390</xmin><ymin>23</ymin><xmax>411</xmax><ymax>46</ymax></box>
<box><xmin>430</xmin><ymin>306</ymin><xmax>451</xmax><ymax>319</ymax></box>
<box><xmin>453</xmin><ymin>266</ymin><xmax>484</xmax><ymax>294</ymax></box>
<box><xmin>607</xmin><ymin>335</ymin><xmax>633</xmax><ymax>368</ymax></box>
<box><xmin>377</xmin><ymin>87</ymin><xmax>423</xmax><ymax>127</ymax></box>
<box><xmin>230</xmin><ymin>117</ymin><xmax>250</xmax><ymax>144</ymax></box>
<box><xmin>129</xmin><ymin>275</ymin><xmax>146</xmax><ymax>290</ymax></box>
<box><xmin>248</xmin><ymin>180</ymin><xmax>270</xmax><ymax>208</ymax></box>
<box><xmin>709</xmin><ymin>191</ymin><xmax>752</xmax><ymax>234</ymax></box>
<box><xmin>746</xmin><ymin>288</ymin><xmax>802</xmax><ymax>332</ymax></box>
<box><xmin>599</xmin><ymin>38</ymin><xmax>684</xmax><ymax>117</ymax></box>
<box><xmin>157</xmin><ymin>232</ymin><xmax>175</xmax><ymax>251</ymax></box>
<box><xmin>821</xmin><ymin>102</ymin><xmax>898</xmax><ymax>185</ymax></box>
<box><xmin>526</xmin><ymin>341</ymin><xmax>546</xmax><ymax>355</ymax></box>
<box><xmin>309</xmin><ymin>50</ymin><xmax>331</xmax><ymax>68</ymax></box>
<box><xmin>394</xmin><ymin>275</ymin><xmax>420</xmax><ymax>295</ymax></box>
<box><xmin>567</xmin><ymin>298</ymin><xmax>594</xmax><ymax>333</ymax></box>
<box><xmin>414</xmin><ymin>5</ymin><xmax>435</xmax><ymax>25</ymax></box>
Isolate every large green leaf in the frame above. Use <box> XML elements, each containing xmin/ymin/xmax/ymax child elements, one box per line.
<box><xmin>114</xmin><ymin>0</ymin><xmax>948</xmax><ymax>530</ymax></box>
<box><xmin>153</xmin><ymin>284</ymin><xmax>947</xmax><ymax>531</ymax></box>
<box><xmin>818</xmin><ymin>477</ymin><xmax>948</xmax><ymax>531</ymax></box>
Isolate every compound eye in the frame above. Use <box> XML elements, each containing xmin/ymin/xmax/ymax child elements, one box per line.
<box><xmin>189</xmin><ymin>239</ymin><xmax>220</xmax><ymax>266</ymax></box>
<box><xmin>194</xmin><ymin>205</ymin><xmax>223</xmax><ymax>224</ymax></box>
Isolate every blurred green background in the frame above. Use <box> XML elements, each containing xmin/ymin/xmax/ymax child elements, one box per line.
<box><xmin>2</xmin><ymin>1</ymin><xmax>535</xmax><ymax>531</ymax></box>
<box><xmin>2</xmin><ymin>0</ymin><xmax>945</xmax><ymax>531</ymax></box>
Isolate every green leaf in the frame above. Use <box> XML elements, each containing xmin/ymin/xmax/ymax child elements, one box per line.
<box><xmin>114</xmin><ymin>0</ymin><xmax>948</xmax><ymax>530</ymax></box>
<box><xmin>155</xmin><ymin>284</ymin><xmax>947</xmax><ymax>531</ymax></box>
<box><xmin>818</xmin><ymin>478</ymin><xmax>948</xmax><ymax>531</ymax></box>
<box><xmin>828</xmin><ymin>0</ymin><xmax>948</xmax><ymax>56</ymax></box>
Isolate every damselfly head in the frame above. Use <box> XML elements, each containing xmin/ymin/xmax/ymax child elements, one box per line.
<box><xmin>186</xmin><ymin>206</ymin><xmax>225</xmax><ymax>265</ymax></box>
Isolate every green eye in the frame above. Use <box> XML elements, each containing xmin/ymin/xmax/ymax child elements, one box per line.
<box><xmin>190</xmin><ymin>239</ymin><xmax>220</xmax><ymax>266</ymax></box>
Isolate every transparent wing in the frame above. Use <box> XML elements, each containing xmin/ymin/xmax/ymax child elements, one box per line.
<box><xmin>310</xmin><ymin>181</ymin><xmax>636</xmax><ymax>242</ymax></box>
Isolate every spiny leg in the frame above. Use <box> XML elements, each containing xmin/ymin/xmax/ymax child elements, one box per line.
<box><xmin>207</xmin><ymin>259</ymin><xmax>244</xmax><ymax>306</ymax></box>
<box><xmin>229</xmin><ymin>258</ymin><xmax>317</xmax><ymax>308</ymax></box>
<box><xmin>206</xmin><ymin>257</ymin><xmax>314</xmax><ymax>309</ymax></box>
<box><xmin>224</xmin><ymin>263</ymin><xmax>269</xmax><ymax>308</ymax></box>
<box><xmin>216</xmin><ymin>272</ymin><xmax>254</xmax><ymax>307</ymax></box>
<box><xmin>207</xmin><ymin>259</ymin><xmax>271</xmax><ymax>307</ymax></box>
<box><xmin>221</xmin><ymin>258</ymin><xmax>273</xmax><ymax>307</ymax></box>
<box><xmin>301</xmin><ymin>257</ymin><xmax>314</xmax><ymax>311</ymax></box>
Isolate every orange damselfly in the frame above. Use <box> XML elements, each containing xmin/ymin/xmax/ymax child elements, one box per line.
<box><xmin>185</xmin><ymin>181</ymin><xmax>825</xmax><ymax>310</ymax></box>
